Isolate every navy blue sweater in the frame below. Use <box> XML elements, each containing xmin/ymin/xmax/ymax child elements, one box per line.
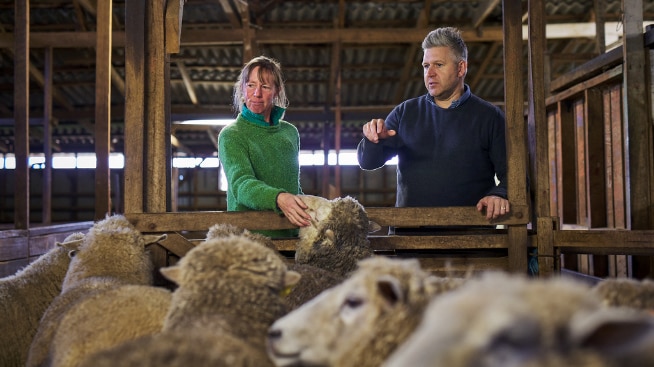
<box><xmin>357</xmin><ymin>92</ymin><xmax>507</xmax><ymax>207</ymax></box>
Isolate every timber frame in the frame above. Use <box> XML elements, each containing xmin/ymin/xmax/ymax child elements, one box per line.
<box><xmin>6</xmin><ymin>0</ymin><xmax>654</xmax><ymax>280</ymax></box>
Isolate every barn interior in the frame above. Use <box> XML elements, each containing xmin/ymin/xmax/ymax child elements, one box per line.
<box><xmin>1</xmin><ymin>0</ymin><xmax>654</xmax><ymax>283</ymax></box>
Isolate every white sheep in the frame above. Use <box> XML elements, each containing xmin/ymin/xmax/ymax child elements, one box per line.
<box><xmin>266</xmin><ymin>256</ymin><xmax>464</xmax><ymax>367</ymax></box>
<box><xmin>77</xmin><ymin>233</ymin><xmax>302</xmax><ymax>367</ymax></box>
<box><xmin>295</xmin><ymin>195</ymin><xmax>381</xmax><ymax>276</ymax></box>
<box><xmin>26</xmin><ymin>214</ymin><xmax>169</xmax><ymax>367</ymax></box>
<box><xmin>205</xmin><ymin>222</ymin><xmax>346</xmax><ymax>311</ymax></box>
<box><xmin>592</xmin><ymin>277</ymin><xmax>654</xmax><ymax>310</ymax></box>
<box><xmin>382</xmin><ymin>271</ymin><xmax>654</xmax><ymax>367</ymax></box>
<box><xmin>0</xmin><ymin>232</ymin><xmax>83</xmax><ymax>367</ymax></box>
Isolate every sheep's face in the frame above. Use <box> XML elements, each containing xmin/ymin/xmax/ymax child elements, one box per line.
<box><xmin>164</xmin><ymin>235</ymin><xmax>299</xmax><ymax>294</ymax></box>
<box><xmin>297</xmin><ymin>195</ymin><xmax>334</xmax><ymax>240</ymax></box>
<box><xmin>61</xmin><ymin>215</ymin><xmax>155</xmax><ymax>290</ymax></box>
<box><xmin>266</xmin><ymin>257</ymin><xmax>431</xmax><ymax>367</ymax></box>
<box><xmin>383</xmin><ymin>273</ymin><xmax>651</xmax><ymax>367</ymax></box>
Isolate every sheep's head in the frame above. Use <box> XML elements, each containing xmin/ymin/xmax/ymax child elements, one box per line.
<box><xmin>383</xmin><ymin>272</ymin><xmax>654</xmax><ymax>367</ymax></box>
<box><xmin>206</xmin><ymin>223</ymin><xmax>275</xmax><ymax>250</ymax></box>
<box><xmin>267</xmin><ymin>256</ymin><xmax>439</xmax><ymax>367</ymax></box>
<box><xmin>295</xmin><ymin>195</ymin><xmax>381</xmax><ymax>275</ymax></box>
<box><xmin>161</xmin><ymin>234</ymin><xmax>300</xmax><ymax>300</ymax></box>
<box><xmin>62</xmin><ymin>214</ymin><xmax>165</xmax><ymax>290</ymax></box>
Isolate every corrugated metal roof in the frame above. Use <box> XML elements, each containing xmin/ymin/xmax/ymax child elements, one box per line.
<box><xmin>0</xmin><ymin>0</ymin><xmax>652</xmax><ymax>156</ymax></box>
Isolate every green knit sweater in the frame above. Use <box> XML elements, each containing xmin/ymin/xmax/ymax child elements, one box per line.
<box><xmin>218</xmin><ymin>112</ymin><xmax>302</xmax><ymax>238</ymax></box>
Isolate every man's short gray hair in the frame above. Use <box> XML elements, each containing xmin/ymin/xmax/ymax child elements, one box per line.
<box><xmin>422</xmin><ymin>27</ymin><xmax>468</xmax><ymax>62</ymax></box>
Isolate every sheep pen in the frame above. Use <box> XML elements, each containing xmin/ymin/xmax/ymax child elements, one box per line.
<box><xmin>382</xmin><ymin>271</ymin><xmax>654</xmax><ymax>367</ymax></box>
<box><xmin>266</xmin><ymin>256</ymin><xmax>464</xmax><ymax>367</ymax></box>
<box><xmin>0</xmin><ymin>232</ymin><xmax>84</xmax><ymax>367</ymax></box>
<box><xmin>77</xmin><ymin>233</ymin><xmax>302</xmax><ymax>367</ymax></box>
<box><xmin>25</xmin><ymin>214</ymin><xmax>170</xmax><ymax>367</ymax></box>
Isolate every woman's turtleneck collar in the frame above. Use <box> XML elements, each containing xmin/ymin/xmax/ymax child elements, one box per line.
<box><xmin>241</xmin><ymin>104</ymin><xmax>286</xmax><ymax>127</ymax></box>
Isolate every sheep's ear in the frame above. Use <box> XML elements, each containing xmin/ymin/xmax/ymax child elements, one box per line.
<box><xmin>376</xmin><ymin>275</ymin><xmax>405</xmax><ymax>309</ymax></box>
<box><xmin>160</xmin><ymin>265</ymin><xmax>182</xmax><ymax>284</ymax></box>
<box><xmin>368</xmin><ymin>221</ymin><xmax>382</xmax><ymax>233</ymax></box>
<box><xmin>571</xmin><ymin>308</ymin><xmax>654</xmax><ymax>358</ymax></box>
<box><xmin>143</xmin><ymin>233</ymin><xmax>167</xmax><ymax>245</ymax></box>
<box><xmin>284</xmin><ymin>270</ymin><xmax>302</xmax><ymax>288</ymax></box>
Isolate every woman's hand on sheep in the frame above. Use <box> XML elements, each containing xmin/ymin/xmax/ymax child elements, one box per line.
<box><xmin>476</xmin><ymin>195</ymin><xmax>510</xmax><ymax>220</ymax></box>
<box><xmin>277</xmin><ymin>193</ymin><xmax>312</xmax><ymax>227</ymax></box>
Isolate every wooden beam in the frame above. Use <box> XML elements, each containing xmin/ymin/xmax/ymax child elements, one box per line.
<box><xmin>503</xmin><ymin>0</ymin><xmax>529</xmax><ymax>273</ymax></box>
<box><xmin>127</xmin><ymin>205</ymin><xmax>531</xmax><ymax>233</ymax></box>
<box><xmin>95</xmin><ymin>0</ymin><xmax>112</xmax><ymax>220</ymax></box>
<box><xmin>165</xmin><ymin>0</ymin><xmax>185</xmax><ymax>54</ymax></box>
<box><xmin>14</xmin><ymin>0</ymin><xmax>29</xmax><ymax>230</ymax></box>
<box><xmin>145</xmin><ymin>0</ymin><xmax>170</xmax><ymax>213</ymax></box>
<box><xmin>124</xmin><ymin>0</ymin><xmax>146</xmax><ymax>214</ymax></box>
<box><xmin>43</xmin><ymin>47</ymin><xmax>53</xmax><ymax>225</ymax></box>
<box><xmin>175</xmin><ymin>61</ymin><xmax>198</xmax><ymax>105</ymax></box>
<box><xmin>472</xmin><ymin>0</ymin><xmax>501</xmax><ymax>29</ymax></box>
<box><xmin>623</xmin><ymin>0</ymin><xmax>653</xmax><ymax>230</ymax></box>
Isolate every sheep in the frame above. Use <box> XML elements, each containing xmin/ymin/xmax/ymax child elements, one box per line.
<box><xmin>76</xmin><ymin>233</ymin><xmax>302</xmax><ymax>367</ymax></box>
<box><xmin>382</xmin><ymin>271</ymin><xmax>654</xmax><ymax>367</ymax></box>
<box><xmin>295</xmin><ymin>194</ymin><xmax>381</xmax><ymax>276</ymax></box>
<box><xmin>266</xmin><ymin>256</ymin><xmax>464</xmax><ymax>367</ymax></box>
<box><xmin>205</xmin><ymin>222</ymin><xmax>346</xmax><ymax>311</ymax></box>
<box><xmin>26</xmin><ymin>214</ymin><xmax>170</xmax><ymax>367</ymax></box>
<box><xmin>592</xmin><ymin>277</ymin><xmax>654</xmax><ymax>310</ymax></box>
<box><xmin>0</xmin><ymin>232</ymin><xmax>84</xmax><ymax>367</ymax></box>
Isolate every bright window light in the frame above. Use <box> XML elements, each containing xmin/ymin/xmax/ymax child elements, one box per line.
<box><xmin>109</xmin><ymin>153</ymin><xmax>125</xmax><ymax>169</ymax></box>
<box><xmin>173</xmin><ymin>157</ymin><xmax>203</xmax><ymax>168</ymax></box>
<box><xmin>52</xmin><ymin>153</ymin><xmax>77</xmax><ymax>169</ymax></box>
<box><xmin>29</xmin><ymin>154</ymin><xmax>45</xmax><ymax>169</ymax></box>
<box><xmin>175</xmin><ymin>119</ymin><xmax>234</xmax><ymax>126</ymax></box>
<box><xmin>200</xmin><ymin>157</ymin><xmax>220</xmax><ymax>168</ymax></box>
<box><xmin>76</xmin><ymin>153</ymin><xmax>96</xmax><ymax>169</ymax></box>
<box><xmin>4</xmin><ymin>154</ymin><xmax>14</xmax><ymax>169</ymax></box>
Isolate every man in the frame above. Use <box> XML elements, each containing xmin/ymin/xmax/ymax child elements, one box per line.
<box><xmin>357</xmin><ymin>27</ymin><xmax>509</xmax><ymax>223</ymax></box>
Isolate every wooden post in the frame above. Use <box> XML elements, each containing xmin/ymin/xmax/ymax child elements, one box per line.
<box><xmin>124</xmin><ymin>0</ymin><xmax>146</xmax><ymax>214</ymax></box>
<box><xmin>95</xmin><ymin>0</ymin><xmax>112</xmax><ymax>219</ymax></box>
<box><xmin>42</xmin><ymin>47</ymin><xmax>53</xmax><ymax>224</ymax></box>
<box><xmin>14</xmin><ymin>0</ymin><xmax>29</xmax><ymax>230</ymax></box>
<box><xmin>503</xmin><ymin>0</ymin><xmax>529</xmax><ymax>273</ymax></box>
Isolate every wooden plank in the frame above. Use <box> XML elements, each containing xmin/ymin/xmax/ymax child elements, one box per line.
<box><xmin>127</xmin><ymin>205</ymin><xmax>531</xmax><ymax>233</ymax></box>
<box><xmin>585</xmin><ymin>88</ymin><xmax>607</xmax><ymax>228</ymax></box>
<box><xmin>0</xmin><ymin>258</ymin><xmax>30</xmax><ymax>278</ymax></box>
<box><xmin>557</xmin><ymin>102</ymin><xmax>577</xmax><ymax>224</ymax></box>
<box><xmin>499</xmin><ymin>0</ymin><xmax>529</xmax><ymax>273</ymax></box>
<box><xmin>165</xmin><ymin>0</ymin><xmax>184</xmax><ymax>54</ymax></box>
<box><xmin>158</xmin><ymin>232</ymin><xmax>195</xmax><ymax>258</ymax></box>
<box><xmin>623</xmin><ymin>0</ymin><xmax>653</xmax><ymax>230</ymax></box>
<box><xmin>536</xmin><ymin>217</ymin><xmax>555</xmax><ymax>276</ymax></box>
<box><xmin>0</xmin><ymin>236</ymin><xmax>28</xmax><ymax>262</ymax></box>
<box><xmin>528</xmin><ymin>0</ymin><xmax>549</xmax><ymax>220</ymax></box>
<box><xmin>95</xmin><ymin>0</ymin><xmax>112</xmax><ymax>220</ymax></box>
<box><xmin>549</xmin><ymin>46</ymin><xmax>622</xmax><ymax>93</ymax></box>
<box><xmin>603</xmin><ymin>88</ymin><xmax>615</xmax><ymax>228</ymax></box>
<box><xmin>124</xmin><ymin>0</ymin><xmax>146</xmax><ymax>213</ymax></box>
<box><xmin>555</xmin><ymin>230</ymin><xmax>654</xmax><ymax>251</ymax></box>
<box><xmin>574</xmin><ymin>99</ymin><xmax>587</xmax><ymax>226</ymax></box>
<box><xmin>42</xmin><ymin>47</ymin><xmax>53</xmax><ymax>225</ymax></box>
<box><xmin>546</xmin><ymin>65</ymin><xmax>622</xmax><ymax>105</ymax></box>
<box><xmin>609</xmin><ymin>85</ymin><xmax>626</xmax><ymax>229</ymax></box>
<box><xmin>145</xmin><ymin>0</ymin><xmax>169</xmax><ymax>213</ymax></box>
<box><xmin>547</xmin><ymin>111</ymin><xmax>558</xmax><ymax>217</ymax></box>
<box><xmin>14</xmin><ymin>0</ymin><xmax>29</xmax><ymax>230</ymax></box>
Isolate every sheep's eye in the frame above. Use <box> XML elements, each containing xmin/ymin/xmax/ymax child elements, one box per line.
<box><xmin>344</xmin><ymin>296</ymin><xmax>363</xmax><ymax>309</ymax></box>
<box><xmin>68</xmin><ymin>250</ymin><xmax>77</xmax><ymax>258</ymax></box>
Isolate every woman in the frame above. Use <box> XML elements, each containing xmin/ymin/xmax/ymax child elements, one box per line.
<box><xmin>218</xmin><ymin>56</ymin><xmax>311</xmax><ymax>238</ymax></box>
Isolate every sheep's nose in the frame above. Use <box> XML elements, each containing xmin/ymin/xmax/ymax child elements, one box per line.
<box><xmin>268</xmin><ymin>328</ymin><xmax>282</xmax><ymax>341</ymax></box>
